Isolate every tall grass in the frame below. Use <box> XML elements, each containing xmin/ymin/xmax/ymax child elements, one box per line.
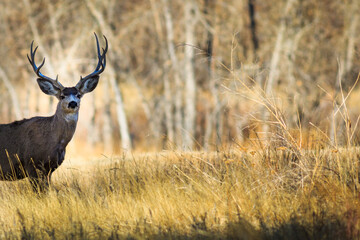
<box><xmin>0</xmin><ymin>147</ymin><xmax>359</xmax><ymax>239</ymax></box>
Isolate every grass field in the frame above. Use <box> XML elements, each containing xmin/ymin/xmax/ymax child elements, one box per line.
<box><xmin>0</xmin><ymin>146</ymin><xmax>359</xmax><ymax>239</ymax></box>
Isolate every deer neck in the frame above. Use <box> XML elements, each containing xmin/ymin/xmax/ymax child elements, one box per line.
<box><xmin>52</xmin><ymin>102</ymin><xmax>79</xmax><ymax>146</ymax></box>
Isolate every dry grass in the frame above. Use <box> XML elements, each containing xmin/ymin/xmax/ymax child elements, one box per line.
<box><xmin>0</xmin><ymin>147</ymin><xmax>359</xmax><ymax>239</ymax></box>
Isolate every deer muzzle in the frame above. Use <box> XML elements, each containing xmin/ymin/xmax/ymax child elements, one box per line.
<box><xmin>68</xmin><ymin>101</ymin><xmax>78</xmax><ymax>109</ymax></box>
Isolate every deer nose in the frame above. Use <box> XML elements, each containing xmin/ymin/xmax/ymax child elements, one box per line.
<box><xmin>68</xmin><ymin>101</ymin><xmax>78</xmax><ymax>109</ymax></box>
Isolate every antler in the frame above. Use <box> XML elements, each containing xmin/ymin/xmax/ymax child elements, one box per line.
<box><xmin>27</xmin><ymin>42</ymin><xmax>64</xmax><ymax>90</ymax></box>
<box><xmin>77</xmin><ymin>33</ymin><xmax>108</xmax><ymax>85</ymax></box>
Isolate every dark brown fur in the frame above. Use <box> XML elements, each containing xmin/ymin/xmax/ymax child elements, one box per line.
<box><xmin>0</xmin><ymin>102</ymin><xmax>76</xmax><ymax>185</ymax></box>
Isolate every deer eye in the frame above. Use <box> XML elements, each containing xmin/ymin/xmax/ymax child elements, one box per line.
<box><xmin>76</xmin><ymin>94</ymin><xmax>82</xmax><ymax>99</ymax></box>
<box><xmin>60</xmin><ymin>95</ymin><xmax>65</xmax><ymax>100</ymax></box>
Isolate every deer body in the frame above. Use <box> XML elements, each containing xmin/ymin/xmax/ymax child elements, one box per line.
<box><xmin>0</xmin><ymin>34</ymin><xmax>107</xmax><ymax>190</ymax></box>
<box><xmin>0</xmin><ymin>97</ymin><xmax>77</xmax><ymax>181</ymax></box>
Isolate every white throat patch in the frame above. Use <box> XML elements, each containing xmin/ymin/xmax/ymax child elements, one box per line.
<box><xmin>65</xmin><ymin>112</ymin><xmax>78</xmax><ymax>122</ymax></box>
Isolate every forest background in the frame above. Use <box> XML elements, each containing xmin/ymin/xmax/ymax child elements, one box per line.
<box><xmin>0</xmin><ymin>0</ymin><xmax>359</xmax><ymax>155</ymax></box>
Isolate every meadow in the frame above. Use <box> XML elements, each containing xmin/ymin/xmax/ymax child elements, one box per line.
<box><xmin>1</xmin><ymin>1</ymin><xmax>360</xmax><ymax>239</ymax></box>
<box><xmin>0</xmin><ymin>145</ymin><xmax>359</xmax><ymax>239</ymax></box>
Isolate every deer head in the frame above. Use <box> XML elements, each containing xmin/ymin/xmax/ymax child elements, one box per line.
<box><xmin>27</xmin><ymin>33</ymin><xmax>108</xmax><ymax>121</ymax></box>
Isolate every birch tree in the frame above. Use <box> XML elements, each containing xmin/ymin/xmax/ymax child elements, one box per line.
<box><xmin>183</xmin><ymin>0</ymin><xmax>198</xmax><ymax>150</ymax></box>
<box><xmin>162</xmin><ymin>0</ymin><xmax>183</xmax><ymax>147</ymax></box>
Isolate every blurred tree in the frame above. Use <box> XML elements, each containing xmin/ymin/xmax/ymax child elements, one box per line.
<box><xmin>183</xmin><ymin>0</ymin><xmax>198</xmax><ymax>150</ymax></box>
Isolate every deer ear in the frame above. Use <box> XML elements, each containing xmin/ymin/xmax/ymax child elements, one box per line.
<box><xmin>37</xmin><ymin>78</ymin><xmax>61</xmax><ymax>96</ymax></box>
<box><xmin>76</xmin><ymin>76</ymin><xmax>99</xmax><ymax>94</ymax></box>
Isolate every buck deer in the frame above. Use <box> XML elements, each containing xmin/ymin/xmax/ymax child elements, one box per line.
<box><xmin>0</xmin><ymin>33</ymin><xmax>108</xmax><ymax>191</ymax></box>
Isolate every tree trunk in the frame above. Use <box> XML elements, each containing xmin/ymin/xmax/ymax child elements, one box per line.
<box><xmin>344</xmin><ymin>3</ymin><xmax>358</xmax><ymax>74</ymax></box>
<box><xmin>162</xmin><ymin>0</ymin><xmax>183</xmax><ymax>147</ymax></box>
<box><xmin>248</xmin><ymin>0</ymin><xmax>259</xmax><ymax>56</ymax></box>
<box><xmin>163</xmin><ymin>71</ymin><xmax>175</xmax><ymax>145</ymax></box>
<box><xmin>102</xmin><ymin>78</ymin><xmax>113</xmax><ymax>153</ymax></box>
<box><xmin>148</xmin><ymin>0</ymin><xmax>174</xmax><ymax>146</ymax></box>
<box><xmin>108</xmin><ymin>67</ymin><xmax>132</xmax><ymax>151</ymax></box>
<box><xmin>183</xmin><ymin>0</ymin><xmax>197</xmax><ymax>150</ymax></box>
